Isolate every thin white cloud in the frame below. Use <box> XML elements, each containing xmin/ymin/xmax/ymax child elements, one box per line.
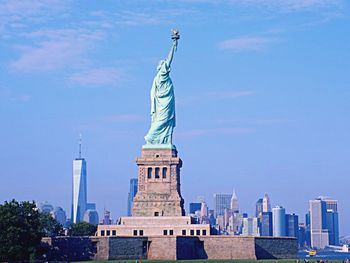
<box><xmin>177</xmin><ymin>90</ymin><xmax>255</xmax><ymax>105</ymax></box>
<box><xmin>70</xmin><ymin>67</ymin><xmax>122</xmax><ymax>86</ymax></box>
<box><xmin>0</xmin><ymin>0</ymin><xmax>70</xmax><ymax>34</ymax></box>
<box><xmin>11</xmin><ymin>29</ymin><xmax>105</xmax><ymax>72</ymax></box>
<box><xmin>219</xmin><ymin>36</ymin><xmax>275</xmax><ymax>52</ymax></box>
<box><xmin>103</xmin><ymin>114</ymin><xmax>145</xmax><ymax>122</ymax></box>
<box><xmin>0</xmin><ymin>0</ymin><xmax>68</xmax><ymax>16</ymax></box>
<box><xmin>113</xmin><ymin>9</ymin><xmax>195</xmax><ymax>26</ymax></box>
<box><xmin>12</xmin><ymin>41</ymin><xmax>84</xmax><ymax>72</ymax></box>
<box><xmin>235</xmin><ymin>0</ymin><xmax>343</xmax><ymax>12</ymax></box>
<box><xmin>179</xmin><ymin>0</ymin><xmax>342</xmax><ymax>11</ymax></box>
<box><xmin>255</xmin><ymin>118</ymin><xmax>294</xmax><ymax>124</ymax></box>
<box><xmin>0</xmin><ymin>86</ymin><xmax>31</xmax><ymax>102</ymax></box>
<box><xmin>177</xmin><ymin>127</ymin><xmax>254</xmax><ymax>137</ymax></box>
<box><xmin>208</xmin><ymin>90</ymin><xmax>256</xmax><ymax>98</ymax></box>
<box><xmin>218</xmin><ymin>118</ymin><xmax>294</xmax><ymax>125</ymax></box>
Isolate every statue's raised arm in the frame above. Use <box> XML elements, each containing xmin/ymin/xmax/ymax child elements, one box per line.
<box><xmin>144</xmin><ymin>29</ymin><xmax>180</xmax><ymax>149</ymax></box>
<box><xmin>167</xmin><ymin>29</ymin><xmax>180</xmax><ymax>66</ymax></box>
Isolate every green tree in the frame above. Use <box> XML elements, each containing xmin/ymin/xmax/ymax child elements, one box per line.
<box><xmin>0</xmin><ymin>199</ymin><xmax>42</xmax><ymax>261</ymax></box>
<box><xmin>40</xmin><ymin>212</ymin><xmax>64</xmax><ymax>237</ymax></box>
<box><xmin>0</xmin><ymin>199</ymin><xmax>64</xmax><ymax>261</ymax></box>
<box><xmin>68</xmin><ymin>221</ymin><xmax>97</xmax><ymax>236</ymax></box>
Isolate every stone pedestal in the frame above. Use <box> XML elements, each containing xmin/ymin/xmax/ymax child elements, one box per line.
<box><xmin>132</xmin><ymin>147</ymin><xmax>185</xmax><ymax>217</ymax></box>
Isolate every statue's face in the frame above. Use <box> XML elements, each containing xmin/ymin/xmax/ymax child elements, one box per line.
<box><xmin>157</xmin><ymin>60</ymin><xmax>165</xmax><ymax>71</ymax></box>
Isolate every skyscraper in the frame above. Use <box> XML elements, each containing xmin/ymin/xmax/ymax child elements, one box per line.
<box><xmin>263</xmin><ymin>193</ymin><xmax>271</xmax><ymax>212</ymax></box>
<box><xmin>230</xmin><ymin>189</ymin><xmax>239</xmax><ymax>213</ymax></box>
<box><xmin>189</xmin><ymin>203</ymin><xmax>202</xmax><ymax>214</ymax></box>
<box><xmin>260</xmin><ymin>211</ymin><xmax>273</xmax><ymax>236</ymax></box>
<box><xmin>242</xmin><ymin>217</ymin><xmax>260</xmax><ymax>237</ymax></box>
<box><xmin>309</xmin><ymin>198</ymin><xmax>329</xmax><ymax>249</ymax></box>
<box><xmin>272</xmin><ymin>206</ymin><xmax>286</xmax><ymax>237</ymax></box>
<box><xmin>323</xmin><ymin>197</ymin><xmax>339</xmax><ymax>246</ymax></box>
<box><xmin>72</xmin><ymin>137</ymin><xmax>87</xmax><ymax>223</ymax></box>
<box><xmin>298</xmin><ymin>223</ymin><xmax>306</xmax><ymax>248</ymax></box>
<box><xmin>285</xmin><ymin>213</ymin><xmax>299</xmax><ymax>238</ymax></box>
<box><xmin>83</xmin><ymin>203</ymin><xmax>99</xmax><ymax>225</ymax></box>
<box><xmin>305</xmin><ymin>212</ymin><xmax>311</xmax><ymax>247</ymax></box>
<box><xmin>51</xmin><ymin>206</ymin><xmax>67</xmax><ymax>227</ymax></box>
<box><xmin>127</xmin><ymin>178</ymin><xmax>138</xmax><ymax>216</ymax></box>
<box><xmin>39</xmin><ymin>201</ymin><xmax>54</xmax><ymax>214</ymax></box>
<box><xmin>201</xmin><ymin>201</ymin><xmax>208</xmax><ymax>218</ymax></box>
<box><xmin>255</xmin><ymin>198</ymin><xmax>263</xmax><ymax>218</ymax></box>
<box><xmin>213</xmin><ymin>193</ymin><xmax>232</xmax><ymax>217</ymax></box>
<box><xmin>103</xmin><ymin>209</ymin><xmax>112</xmax><ymax>225</ymax></box>
<box><xmin>208</xmin><ymin>209</ymin><xmax>216</xmax><ymax>226</ymax></box>
<box><xmin>326</xmin><ymin>210</ymin><xmax>339</xmax><ymax>245</ymax></box>
<box><xmin>310</xmin><ymin>197</ymin><xmax>339</xmax><ymax>246</ymax></box>
<box><xmin>83</xmin><ymin>209</ymin><xmax>99</xmax><ymax>225</ymax></box>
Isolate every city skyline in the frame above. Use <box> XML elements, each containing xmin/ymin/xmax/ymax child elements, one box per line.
<box><xmin>1</xmin><ymin>1</ymin><xmax>349</xmax><ymax>236</ymax></box>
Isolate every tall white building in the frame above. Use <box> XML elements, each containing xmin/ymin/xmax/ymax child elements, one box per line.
<box><xmin>201</xmin><ymin>201</ymin><xmax>208</xmax><ymax>218</ymax></box>
<box><xmin>242</xmin><ymin>217</ymin><xmax>260</xmax><ymax>237</ymax></box>
<box><xmin>263</xmin><ymin>193</ymin><xmax>271</xmax><ymax>212</ymax></box>
<box><xmin>72</xmin><ymin>139</ymin><xmax>87</xmax><ymax>223</ymax></box>
<box><xmin>310</xmin><ymin>198</ymin><xmax>329</xmax><ymax>249</ymax></box>
<box><xmin>272</xmin><ymin>205</ymin><xmax>286</xmax><ymax>237</ymax></box>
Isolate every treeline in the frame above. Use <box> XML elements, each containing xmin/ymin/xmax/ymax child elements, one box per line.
<box><xmin>0</xmin><ymin>199</ymin><xmax>97</xmax><ymax>261</ymax></box>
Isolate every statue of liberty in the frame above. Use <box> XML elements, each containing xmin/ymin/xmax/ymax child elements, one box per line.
<box><xmin>144</xmin><ymin>29</ymin><xmax>180</xmax><ymax>148</ymax></box>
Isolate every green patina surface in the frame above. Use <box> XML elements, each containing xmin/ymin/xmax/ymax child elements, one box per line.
<box><xmin>144</xmin><ymin>31</ymin><xmax>179</xmax><ymax>147</ymax></box>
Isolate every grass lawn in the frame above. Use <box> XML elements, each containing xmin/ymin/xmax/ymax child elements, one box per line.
<box><xmin>77</xmin><ymin>260</ymin><xmax>335</xmax><ymax>263</ymax></box>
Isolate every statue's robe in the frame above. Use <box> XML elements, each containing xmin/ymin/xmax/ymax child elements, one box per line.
<box><xmin>145</xmin><ymin>60</ymin><xmax>175</xmax><ymax>145</ymax></box>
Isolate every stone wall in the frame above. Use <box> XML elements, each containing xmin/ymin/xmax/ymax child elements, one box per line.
<box><xmin>42</xmin><ymin>235</ymin><xmax>297</xmax><ymax>261</ymax></box>
<box><xmin>255</xmin><ymin>237</ymin><xmax>298</xmax><ymax>259</ymax></box>
<box><xmin>147</xmin><ymin>236</ymin><xmax>177</xmax><ymax>260</ymax></box>
<box><xmin>108</xmin><ymin>237</ymin><xmax>148</xmax><ymax>260</ymax></box>
<box><xmin>41</xmin><ymin>236</ymin><xmax>96</xmax><ymax>261</ymax></box>
<box><xmin>199</xmin><ymin>236</ymin><xmax>257</xmax><ymax>260</ymax></box>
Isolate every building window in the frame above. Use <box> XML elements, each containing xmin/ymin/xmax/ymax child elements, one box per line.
<box><xmin>154</xmin><ymin>211</ymin><xmax>159</xmax><ymax>216</ymax></box>
<box><xmin>196</xmin><ymin>230</ymin><xmax>200</xmax><ymax>235</ymax></box>
<box><xmin>190</xmin><ymin>230</ymin><xmax>194</xmax><ymax>236</ymax></box>
<box><xmin>169</xmin><ymin>230</ymin><xmax>174</xmax><ymax>235</ymax></box>
<box><xmin>162</xmin><ymin>167</ymin><xmax>167</xmax><ymax>178</ymax></box>
<box><xmin>182</xmin><ymin>230</ymin><xmax>186</xmax><ymax>236</ymax></box>
<box><xmin>139</xmin><ymin>230</ymin><xmax>144</xmax><ymax>236</ymax></box>
<box><xmin>112</xmin><ymin>230</ymin><xmax>116</xmax><ymax>236</ymax></box>
<box><xmin>155</xmin><ymin>167</ymin><xmax>160</xmax><ymax>178</ymax></box>
<box><xmin>147</xmin><ymin>167</ymin><xmax>152</xmax><ymax>179</ymax></box>
<box><xmin>101</xmin><ymin>230</ymin><xmax>105</xmax><ymax>236</ymax></box>
<box><xmin>202</xmin><ymin>230</ymin><xmax>206</xmax><ymax>236</ymax></box>
<box><xmin>106</xmin><ymin>230</ymin><xmax>111</xmax><ymax>236</ymax></box>
<box><xmin>133</xmin><ymin>230</ymin><xmax>137</xmax><ymax>236</ymax></box>
<box><xmin>163</xmin><ymin>230</ymin><xmax>167</xmax><ymax>235</ymax></box>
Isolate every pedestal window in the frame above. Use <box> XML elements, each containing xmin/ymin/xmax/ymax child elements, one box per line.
<box><xmin>162</xmin><ymin>167</ymin><xmax>167</xmax><ymax>178</ymax></box>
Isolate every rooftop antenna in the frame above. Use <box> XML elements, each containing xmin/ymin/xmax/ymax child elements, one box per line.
<box><xmin>79</xmin><ymin>133</ymin><xmax>82</xmax><ymax>158</ymax></box>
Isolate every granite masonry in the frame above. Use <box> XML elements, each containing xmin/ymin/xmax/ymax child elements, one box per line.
<box><xmin>97</xmin><ymin>147</ymin><xmax>209</xmax><ymax>238</ymax></box>
<box><xmin>41</xmin><ymin>236</ymin><xmax>297</xmax><ymax>261</ymax></box>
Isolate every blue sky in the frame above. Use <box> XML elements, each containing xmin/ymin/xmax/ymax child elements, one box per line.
<box><xmin>1</xmin><ymin>0</ymin><xmax>350</xmax><ymax>235</ymax></box>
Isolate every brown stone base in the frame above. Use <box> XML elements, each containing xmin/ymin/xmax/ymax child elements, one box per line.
<box><xmin>132</xmin><ymin>147</ymin><xmax>185</xmax><ymax>217</ymax></box>
<box><xmin>41</xmin><ymin>236</ymin><xmax>297</xmax><ymax>261</ymax></box>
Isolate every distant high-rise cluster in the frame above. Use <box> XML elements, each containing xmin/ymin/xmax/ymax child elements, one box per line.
<box><xmin>39</xmin><ymin>201</ymin><xmax>67</xmax><ymax>227</ymax></box>
<box><xmin>185</xmin><ymin>190</ymin><xmax>340</xmax><ymax>250</ymax></box>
